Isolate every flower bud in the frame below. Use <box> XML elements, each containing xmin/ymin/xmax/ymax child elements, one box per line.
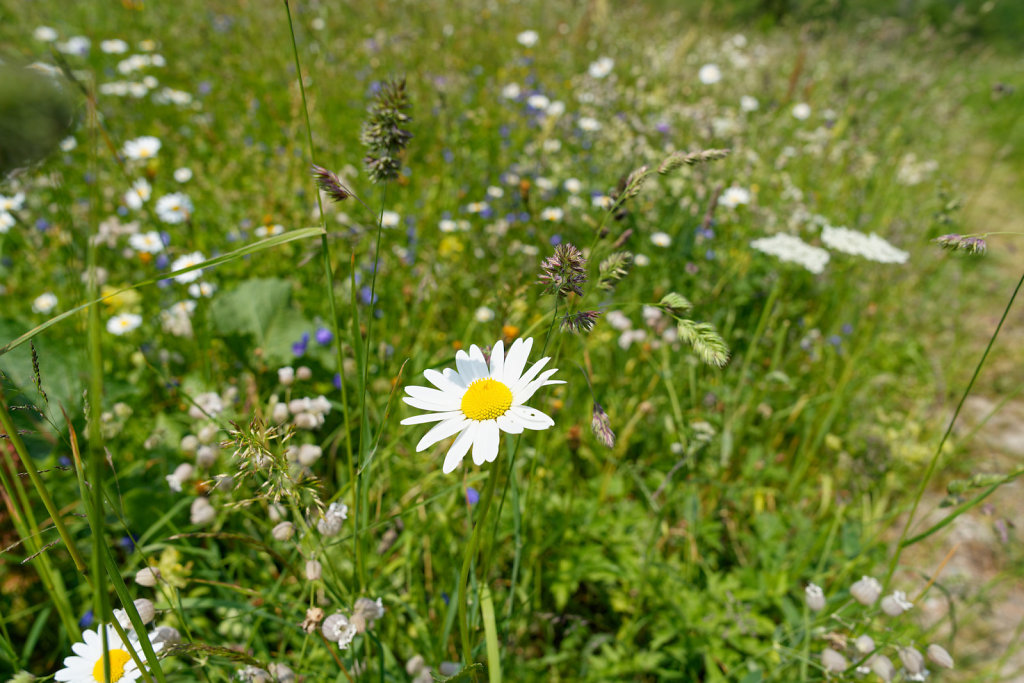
<box><xmin>180</xmin><ymin>434</ymin><xmax>199</xmax><ymax>454</ymax></box>
<box><xmin>926</xmin><ymin>643</ymin><xmax>954</xmax><ymax>669</ymax></box>
<box><xmin>269</xmin><ymin>662</ymin><xmax>295</xmax><ymax>683</ymax></box>
<box><xmin>850</xmin><ymin>575</ymin><xmax>882</xmax><ymax>605</ymax></box>
<box><xmin>870</xmin><ymin>654</ymin><xmax>895</xmax><ymax>681</ymax></box>
<box><xmin>195</xmin><ymin>444</ymin><xmax>218</xmax><ymax>468</ymax></box>
<box><xmin>405</xmin><ymin>655</ymin><xmax>427</xmax><ymax>675</ymax></box>
<box><xmin>135</xmin><ymin>566</ymin><xmax>161</xmax><ymax>587</ymax></box>
<box><xmin>899</xmin><ymin>647</ymin><xmax>926</xmax><ymax>675</ymax></box>
<box><xmin>133</xmin><ymin>597</ymin><xmax>156</xmax><ymax>624</ymax></box>
<box><xmin>271</xmin><ymin>402</ymin><xmax>290</xmax><ymax>424</ymax></box>
<box><xmin>278</xmin><ymin>367</ymin><xmax>295</xmax><ymax>386</ymax></box>
<box><xmin>297</xmin><ymin>444</ymin><xmax>322</xmax><ymax>466</ymax></box>
<box><xmin>272</xmin><ymin>521</ymin><xmax>295</xmax><ymax>542</ymax></box>
<box><xmin>150</xmin><ymin>625</ymin><xmax>181</xmax><ymax>646</ymax></box>
<box><xmin>296</xmin><ymin>366</ymin><xmax>313</xmax><ymax>381</ymax></box>
<box><xmin>805</xmin><ymin>583</ymin><xmax>826</xmax><ymax>612</ymax></box>
<box><xmin>880</xmin><ymin>590</ymin><xmax>913</xmax><ymax>616</ymax></box>
<box><xmin>854</xmin><ymin>634</ymin><xmax>875</xmax><ymax>655</ymax></box>
<box><xmin>305</xmin><ymin>559</ymin><xmax>322</xmax><ymax>581</ymax></box>
<box><xmin>821</xmin><ymin>647</ymin><xmax>848</xmax><ymax>673</ymax></box>
<box><xmin>190</xmin><ymin>496</ymin><xmax>216</xmax><ymax>525</ymax></box>
<box><xmin>197</xmin><ymin>423</ymin><xmax>218</xmax><ymax>444</ymax></box>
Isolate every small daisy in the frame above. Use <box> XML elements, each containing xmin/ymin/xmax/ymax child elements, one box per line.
<box><xmin>588</xmin><ymin>56</ymin><xmax>614</xmax><ymax>79</ymax></box>
<box><xmin>101</xmin><ymin>39</ymin><xmax>129</xmax><ymax>54</ymax></box>
<box><xmin>438</xmin><ymin>219</ymin><xmax>457</xmax><ymax>233</ymax></box>
<box><xmin>540</xmin><ymin>207</ymin><xmax>563</xmax><ymax>222</ymax></box>
<box><xmin>173</xmin><ymin>167</ymin><xmax>192</xmax><ymax>183</ymax></box>
<box><xmin>650</xmin><ymin>231</ymin><xmax>672</xmax><ymax>247</ymax></box>
<box><xmin>501</xmin><ymin>83</ymin><xmax>521</xmax><ymax>100</ymax></box>
<box><xmin>155</xmin><ymin>193</ymin><xmax>192</xmax><ymax>224</ymax></box>
<box><xmin>516</xmin><ymin>30</ymin><xmax>539</xmax><ymax>47</ymax></box>
<box><xmin>740</xmin><ymin>95</ymin><xmax>759</xmax><ymax>112</ymax></box>
<box><xmin>188</xmin><ymin>281</ymin><xmax>217</xmax><ymax>298</ymax></box>
<box><xmin>129</xmin><ymin>231</ymin><xmax>164</xmax><ymax>253</ymax></box>
<box><xmin>123</xmin><ymin>179</ymin><xmax>151</xmax><ymax>210</ymax></box>
<box><xmin>380</xmin><ymin>210</ymin><xmax>400</xmax><ymax>228</ymax></box>
<box><xmin>122</xmin><ymin>136</ymin><xmax>161</xmax><ymax>161</ymax></box>
<box><xmin>107</xmin><ymin>313</ymin><xmax>142</xmax><ymax>335</ymax></box>
<box><xmin>792</xmin><ymin>102</ymin><xmax>811</xmax><ymax>120</ymax></box>
<box><xmin>578</xmin><ymin>117</ymin><xmax>601</xmax><ymax>132</ymax></box>
<box><xmin>400</xmin><ymin>338</ymin><xmax>564</xmax><ymax>474</ymax></box>
<box><xmin>564</xmin><ymin>178</ymin><xmax>582</xmax><ymax>194</ymax></box>
<box><xmin>0</xmin><ymin>193</ymin><xmax>25</xmax><ymax>212</ymax></box>
<box><xmin>254</xmin><ymin>224</ymin><xmax>284</xmax><ymax>238</ymax></box>
<box><xmin>34</xmin><ymin>26</ymin><xmax>58</xmax><ymax>42</ymax></box>
<box><xmin>54</xmin><ymin>624</ymin><xmax>159</xmax><ymax>683</ymax></box>
<box><xmin>720</xmin><ymin>186</ymin><xmax>751</xmax><ymax>208</ymax></box>
<box><xmin>0</xmin><ymin>212</ymin><xmax>14</xmax><ymax>234</ymax></box>
<box><xmin>170</xmin><ymin>251</ymin><xmax>205</xmax><ymax>283</ymax></box>
<box><xmin>474</xmin><ymin>306</ymin><xmax>495</xmax><ymax>323</ymax></box>
<box><xmin>32</xmin><ymin>292</ymin><xmax>58</xmax><ymax>314</ymax></box>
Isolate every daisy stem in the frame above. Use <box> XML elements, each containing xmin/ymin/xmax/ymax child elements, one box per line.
<box><xmin>458</xmin><ymin>460</ymin><xmax>500</xmax><ymax>667</ymax></box>
<box><xmin>885</xmin><ymin>268</ymin><xmax>1024</xmax><ymax>586</ymax></box>
<box><xmin>283</xmin><ymin>0</ymin><xmax>359</xmax><ymax>583</ymax></box>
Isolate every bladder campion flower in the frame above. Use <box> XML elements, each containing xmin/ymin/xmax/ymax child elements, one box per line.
<box><xmin>54</xmin><ymin>624</ymin><xmax>160</xmax><ymax>682</ymax></box>
<box><xmin>400</xmin><ymin>338</ymin><xmax>564</xmax><ymax>473</ymax></box>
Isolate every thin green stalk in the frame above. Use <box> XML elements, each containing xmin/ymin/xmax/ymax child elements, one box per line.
<box><xmin>458</xmin><ymin>463</ymin><xmax>500</xmax><ymax>666</ymax></box>
<box><xmin>885</xmin><ymin>269</ymin><xmax>1024</xmax><ymax>585</ymax></box>
<box><xmin>283</xmin><ymin>0</ymin><xmax>359</xmax><ymax>584</ymax></box>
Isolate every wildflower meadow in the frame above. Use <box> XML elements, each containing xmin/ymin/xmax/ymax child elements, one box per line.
<box><xmin>2</xmin><ymin>1</ymin><xmax>1024</xmax><ymax>681</ymax></box>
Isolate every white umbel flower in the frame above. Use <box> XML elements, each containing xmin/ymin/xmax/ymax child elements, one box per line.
<box><xmin>750</xmin><ymin>233</ymin><xmax>829</xmax><ymax>274</ymax></box>
<box><xmin>401</xmin><ymin>338</ymin><xmax>564</xmax><ymax>474</ymax></box>
<box><xmin>54</xmin><ymin>624</ymin><xmax>160</xmax><ymax>682</ymax></box>
<box><xmin>821</xmin><ymin>225</ymin><xmax>909</xmax><ymax>264</ymax></box>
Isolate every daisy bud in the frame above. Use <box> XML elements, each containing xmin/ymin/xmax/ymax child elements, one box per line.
<box><xmin>880</xmin><ymin>590</ymin><xmax>913</xmax><ymax>616</ymax></box>
<box><xmin>854</xmin><ymin>634</ymin><xmax>875</xmax><ymax>655</ymax></box>
<box><xmin>268</xmin><ymin>663</ymin><xmax>296</xmax><ymax>683</ymax></box>
<box><xmin>927</xmin><ymin>643</ymin><xmax>954</xmax><ymax>669</ymax></box>
<box><xmin>870</xmin><ymin>654</ymin><xmax>896</xmax><ymax>681</ymax></box>
<box><xmin>272</xmin><ymin>521</ymin><xmax>295</xmax><ymax>542</ymax></box>
<box><xmin>150</xmin><ymin>625</ymin><xmax>180</xmax><ymax>646</ymax></box>
<box><xmin>278</xmin><ymin>366</ymin><xmax>295</xmax><ymax>386</ymax></box>
<box><xmin>271</xmin><ymin>402</ymin><xmax>289</xmax><ymax>423</ymax></box>
<box><xmin>591</xmin><ymin>403</ymin><xmax>615</xmax><ymax>449</ymax></box>
<box><xmin>296</xmin><ymin>366</ymin><xmax>313</xmax><ymax>381</ymax></box>
<box><xmin>821</xmin><ymin>647</ymin><xmax>848</xmax><ymax>673</ymax></box>
<box><xmin>899</xmin><ymin>647</ymin><xmax>926</xmax><ymax>676</ymax></box>
<box><xmin>190</xmin><ymin>496</ymin><xmax>216</xmax><ymax>525</ymax></box>
<box><xmin>135</xmin><ymin>566</ymin><xmax>161</xmax><ymax>587</ymax></box>
<box><xmin>305</xmin><ymin>559</ymin><xmax>322</xmax><ymax>581</ymax></box>
<box><xmin>805</xmin><ymin>583</ymin><xmax>826</xmax><ymax>612</ymax></box>
<box><xmin>311</xmin><ymin>164</ymin><xmax>354</xmax><ymax>203</ymax></box>
<box><xmin>850</xmin><ymin>575</ymin><xmax>882</xmax><ymax>605</ymax></box>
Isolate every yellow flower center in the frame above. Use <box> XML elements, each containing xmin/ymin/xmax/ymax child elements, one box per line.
<box><xmin>92</xmin><ymin>648</ymin><xmax>132</xmax><ymax>681</ymax></box>
<box><xmin>461</xmin><ymin>378</ymin><xmax>512</xmax><ymax>421</ymax></box>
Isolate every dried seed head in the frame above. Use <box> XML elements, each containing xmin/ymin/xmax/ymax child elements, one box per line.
<box><xmin>597</xmin><ymin>251</ymin><xmax>633</xmax><ymax>292</ymax></box>
<box><xmin>935</xmin><ymin>233</ymin><xmax>987</xmax><ymax>255</ymax></box>
<box><xmin>591</xmin><ymin>403</ymin><xmax>615</xmax><ymax>449</ymax></box>
<box><xmin>658</xmin><ymin>148</ymin><xmax>730</xmax><ymax>174</ymax></box>
<box><xmin>311</xmin><ymin>164</ymin><xmax>353</xmax><ymax>203</ymax></box>
<box><xmin>301</xmin><ymin>607</ymin><xmax>324</xmax><ymax>634</ymax></box>
<box><xmin>560</xmin><ymin>310</ymin><xmax>601</xmax><ymax>334</ymax></box>
<box><xmin>538</xmin><ymin>243</ymin><xmax>587</xmax><ymax>298</ymax></box>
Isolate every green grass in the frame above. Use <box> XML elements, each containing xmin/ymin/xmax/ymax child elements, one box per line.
<box><xmin>0</xmin><ymin>2</ymin><xmax>1023</xmax><ymax>682</ymax></box>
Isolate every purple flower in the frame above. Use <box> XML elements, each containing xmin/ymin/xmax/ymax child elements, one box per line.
<box><xmin>79</xmin><ymin>609</ymin><xmax>94</xmax><ymax>628</ymax></box>
<box><xmin>466</xmin><ymin>487</ymin><xmax>480</xmax><ymax>505</ymax></box>
<box><xmin>359</xmin><ymin>287</ymin><xmax>378</xmax><ymax>305</ymax></box>
<box><xmin>315</xmin><ymin>327</ymin><xmax>334</xmax><ymax>345</ymax></box>
<box><xmin>333</xmin><ymin>373</ymin><xmax>342</xmax><ymax>389</ymax></box>
<box><xmin>549</xmin><ymin>234</ymin><xmax>562</xmax><ymax>246</ymax></box>
<box><xmin>292</xmin><ymin>332</ymin><xmax>310</xmax><ymax>357</ymax></box>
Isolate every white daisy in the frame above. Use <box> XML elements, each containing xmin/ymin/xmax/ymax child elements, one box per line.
<box><xmin>170</xmin><ymin>251</ymin><xmax>205</xmax><ymax>283</ymax></box>
<box><xmin>400</xmin><ymin>338</ymin><xmax>564</xmax><ymax>474</ymax></box>
<box><xmin>516</xmin><ymin>30</ymin><xmax>539</xmax><ymax>47</ymax></box>
<box><xmin>155</xmin><ymin>193</ymin><xmax>192</xmax><ymax>224</ymax></box>
<box><xmin>792</xmin><ymin>102</ymin><xmax>812</xmax><ymax>120</ymax></box>
<box><xmin>123</xmin><ymin>178</ymin><xmax>151</xmax><ymax>210</ymax></box>
<box><xmin>101</xmin><ymin>39</ymin><xmax>129</xmax><ymax>54</ymax></box>
<box><xmin>0</xmin><ymin>211</ymin><xmax>14</xmax><ymax>234</ymax></box>
<box><xmin>54</xmin><ymin>624</ymin><xmax>159</xmax><ymax>683</ymax></box>
<box><xmin>32</xmin><ymin>292</ymin><xmax>58</xmax><ymax>314</ymax></box>
<box><xmin>650</xmin><ymin>231</ymin><xmax>672</xmax><ymax>247</ymax></box>
<box><xmin>0</xmin><ymin>192</ymin><xmax>25</xmax><ymax>212</ymax></box>
<box><xmin>129</xmin><ymin>231</ymin><xmax>163</xmax><ymax>254</ymax></box>
<box><xmin>107</xmin><ymin>313</ymin><xmax>142</xmax><ymax>335</ymax></box>
<box><xmin>587</xmin><ymin>56</ymin><xmax>614</xmax><ymax>79</ymax></box>
<box><xmin>34</xmin><ymin>26</ymin><xmax>58</xmax><ymax>42</ymax></box>
<box><xmin>122</xmin><ymin>136</ymin><xmax>161</xmax><ymax>161</ymax></box>
<box><xmin>173</xmin><ymin>167</ymin><xmax>192</xmax><ymax>183</ymax></box>
<box><xmin>380</xmin><ymin>210</ymin><xmax>400</xmax><ymax>228</ymax></box>
<box><xmin>698</xmin><ymin>63</ymin><xmax>722</xmax><ymax>85</ymax></box>
<box><xmin>740</xmin><ymin>95</ymin><xmax>759</xmax><ymax>112</ymax></box>
<box><xmin>720</xmin><ymin>186</ymin><xmax>751</xmax><ymax>208</ymax></box>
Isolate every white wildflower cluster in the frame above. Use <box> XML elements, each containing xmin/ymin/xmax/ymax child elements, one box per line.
<box><xmin>821</xmin><ymin>225</ymin><xmax>909</xmax><ymax>264</ymax></box>
<box><xmin>804</xmin><ymin>576</ymin><xmax>955</xmax><ymax>681</ymax></box>
<box><xmin>896</xmin><ymin>153</ymin><xmax>939</xmax><ymax>186</ymax></box>
<box><xmin>750</xmin><ymin>233</ymin><xmax>830</xmax><ymax>274</ymax></box>
<box><xmin>0</xmin><ymin>192</ymin><xmax>24</xmax><ymax>234</ymax></box>
<box><xmin>606</xmin><ymin>307</ymin><xmax>679</xmax><ymax>351</ymax></box>
<box><xmin>160</xmin><ymin>300</ymin><xmax>197</xmax><ymax>338</ymax></box>
<box><xmin>269</xmin><ymin>394</ymin><xmax>332</xmax><ymax>430</ymax></box>
<box><xmin>321</xmin><ymin>598</ymin><xmax>385</xmax><ymax>651</ymax></box>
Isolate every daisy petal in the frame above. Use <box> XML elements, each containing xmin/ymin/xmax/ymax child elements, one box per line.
<box><xmin>416</xmin><ymin>417</ymin><xmax>470</xmax><ymax>451</ymax></box>
<box><xmin>514</xmin><ymin>368</ymin><xmax>565</xmax><ymax>403</ymax></box>
<box><xmin>496</xmin><ymin>413</ymin><xmax>524</xmax><ymax>434</ymax></box>
<box><xmin>510</xmin><ymin>356</ymin><xmax>550</xmax><ymax>395</ymax></box>
<box><xmin>472</xmin><ymin>419</ymin><xmax>500</xmax><ymax>465</ymax></box>
<box><xmin>424</xmin><ymin>368</ymin><xmax>466</xmax><ymax>393</ymax></box>
<box><xmin>403</xmin><ymin>395</ymin><xmax>461</xmax><ymax>412</ymax></box>
<box><xmin>489</xmin><ymin>339</ymin><xmax>505</xmax><ymax>379</ymax></box>
<box><xmin>405</xmin><ymin>384</ymin><xmax>462</xmax><ymax>407</ymax></box>
<box><xmin>443</xmin><ymin>423</ymin><xmax>477</xmax><ymax>473</ymax></box>
<box><xmin>456</xmin><ymin>349</ymin><xmax>488</xmax><ymax>383</ymax></box>
<box><xmin>442</xmin><ymin>367</ymin><xmax>468</xmax><ymax>388</ymax></box>
<box><xmin>501</xmin><ymin>337</ymin><xmax>533</xmax><ymax>384</ymax></box>
<box><xmin>401</xmin><ymin>409</ymin><xmax>463</xmax><ymax>426</ymax></box>
<box><xmin>507</xmin><ymin>404</ymin><xmax>555</xmax><ymax>430</ymax></box>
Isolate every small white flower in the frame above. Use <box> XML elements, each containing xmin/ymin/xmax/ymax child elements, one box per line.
<box><xmin>170</xmin><ymin>251</ymin><xmax>205</xmax><ymax>283</ymax></box>
<box><xmin>129</xmin><ymin>231</ymin><xmax>164</xmax><ymax>254</ymax></box>
<box><xmin>155</xmin><ymin>193</ymin><xmax>193</xmax><ymax>224</ymax></box>
<box><xmin>439</xmin><ymin>219</ymin><xmax>457</xmax><ymax>233</ymax></box>
<box><xmin>486</xmin><ymin>186</ymin><xmax>504</xmax><ymax>199</ymax></box>
<box><xmin>380</xmin><ymin>210</ymin><xmax>400</xmax><ymax>228</ymax></box>
<box><xmin>60</xmin><ymin>136</ymin><xmax>78</xmax><ymax>151</ymax></box>
<box><xmin>821</xmin><ymin>225</ymin><xmax>909</xmax><ymax>264</ymax></box>
<box><xmin>578</xmin><ymin>116</ymin><xmax>601</xmax><ymax>132</ymax></box>
<box><xmin>122</xmin><ymin>136</ymin><xmax>161</xmax><ymax>160</ymax></box>
<box><xmin>57</xmin><ymin>36</ymin><xmax>90</xmax><ymax>55</ymax></box>
<box><xmin>720</xmin><ymin>186</ymin><xmax>751</xmax><ymax>208</ymax></box>
<box><xmin>588</xmin><ymin>56</ymin><xmax>614</xmax><ymax>79</ymax></box>
<box><xmin>254</xmin><ymin>224</ymin><xmax>284</xmax><ymax>238</ymax></box>
<box><xmin>650</xmin><ymin>232</ymin><xmax>672</xmax><ymax>248</ymax></box>
<box><xmin>173</xmin><ymin>167</ymin><xmax>193</xmax><ymax>183</ymax></box>
<box><xmin>750</xmin><ymin>233</ymin><xmax>829</xmax><ymax>274</ymax></box>
<box><xmin>32</xmin><ymin>292</ymin><xmax>58</xmax><ymax>314</ymax></box>
<box><xmin>880</xmin><ymin>590</ymin><xmax>913</xmax><ymax>616</ymax></box>
<box><xmin>564</xmin><ymin>178</ymin><xmax>582</xmax><ymax>194</ymax></box>
<box><xmin>401</xmin><ymin>338</ymin><xmax>564</xmax><ymax>474</ymax></box>
<box><xmin>527</xmin><ymin>94</ymin><xmax>550</xmax><ymax>110</ymax></box>
<box><xmin>792</xmin><ymin>102</ymin><xmax>812</xmax><ymax>120</ymax></box>
<box><xmin>474</xmin><ymin>306</ymin><xmax>495</xmax><ymax>323</ymax></box>
<box><xmin>101</xmin><ymin>39</ymin><xmax>129</xmax><ymax>54</ymax></box>
<box><xmin>107</xmin><ymin>312</ymin><xmax>142</xmax><ymax>335</ymax></box>
<box><xmin>546</xmin><ymin>100</ymin><xmax>566</xmax><ymax>117</ymax></box>
<box><xmin>516</xmin><ymin>30</ymin><xmax>539</xmax><ymax>47</ymax></box>
<box><xmin>740</xmin><ymin>95</ymin><xmax>759</xmax><ymax>112</ymax></box>
<box><xmin>123</xmin><ymin>178</ymin><xmax>151</xmax><ymax>210</ymax></box>
<box><xmin>634</xmin><ymin>253</ymin><xmax>650</xmax><ymax>267</ymax></box>
<box><xmin>0</xmin><ymin>192</ymin><xmax>25</xmax><ymax>212</ymax></box>
<box><xmin>805</xmin><ymin>583</ymin><xmax>826</xmax><ymax>612</ymax></box>
<box><xmin>698</xmin><ymin>63</ymin><xmax>722</xmax><ymax>84</ymax></box>
<box><xmin>501</xmin><ymin>83</ymin><xmax>521</xmax><ymax>100</ymax></box>
<box><xmin>540</xmin><ymin>207</ymin><xmax>563</xmax><ymax>221</ymax></box>
<box><xmin>0</xmin><ymin>212</ymin><xmax>14</xmax><ymax>234</ymax></box>
<box><xmin>34</xmin><ymin>26</ymin><xmax>58</xmax><ymax>42</ymax></box>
